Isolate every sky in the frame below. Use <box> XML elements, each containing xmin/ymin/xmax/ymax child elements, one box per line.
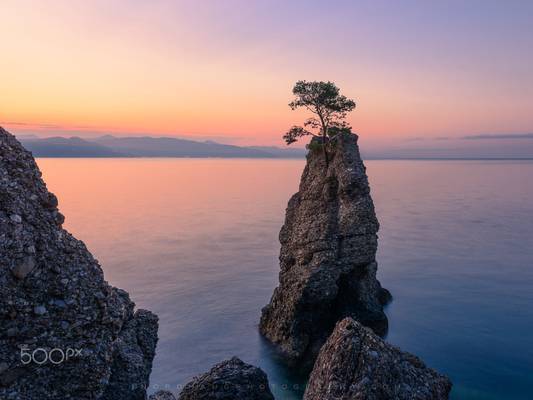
<box><xmin>1</xmin><ymin>0</ymin><xmax>533</xmax><ymax>150</ymax></box>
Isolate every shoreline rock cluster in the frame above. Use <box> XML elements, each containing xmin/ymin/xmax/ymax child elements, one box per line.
<box><xmin>255</xmin><ymin>132</ymin><xmax>451</xmax><ymax>399</ymax></box>
<box><xmin>0</xmin><ymin>127</ymin><xmax>158</xmax><ymax>399</ymax></box>
<box><xmin>152</xmin><ymin>132</ymin><xmax>449</xmax><ymax>400</ymax></box>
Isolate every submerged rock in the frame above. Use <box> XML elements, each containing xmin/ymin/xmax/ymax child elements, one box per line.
<box><xmin>304</xmin><ymin>318</ymin><xmax>452</xmax><ymax>400</ymax></box>
<box><xmin>0</xmin><ymin>127</ymin><xmax>158</xmax><ymax>399</ymax></box>
<box><xmin>177</xmin><ymin>357</ymin><xmax>274</xmax><ymax>400</ymax></box>
<box><xmin>260</xmin><ymin>132</ymin><xmax>389</xmax><ymax>369</ymax></box>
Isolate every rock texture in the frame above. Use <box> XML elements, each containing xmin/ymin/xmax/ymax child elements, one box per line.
<box><xmin>0</xmin><ymin>127</ymin><xmax>158</xmax><ymax>399</ymax></box>
<box><xmin>149</xmin><ymin>390</ymin><xmax>177</xmax><ymax>400</ymax></box>
<box><xmin>260</xmin><ymin>132</ymin><xmax>389</xmax><ymax>369</ymax></box>
<box><xmin>304</xmin><ymin>318</ymin><xmax>452</xmax><ymax>400</ymax></box>
<box><xmin>176</xmin><ymin>357</ymin><xmax>274</xmax><ymax>400</ymax></box>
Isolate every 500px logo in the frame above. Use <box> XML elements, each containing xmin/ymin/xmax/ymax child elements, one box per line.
<box><xmin>20</xmin><ymin>345</ymin><xmax>82</xmax><ymax>365</ymax></box>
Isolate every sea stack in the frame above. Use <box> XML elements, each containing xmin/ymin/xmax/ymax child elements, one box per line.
<box><xmin>304</xmin><ymin>318</ymin><xmax>452</xmax><ymax>400</ymax></box>
<box><xmin>260</xmin><ymin>132</ymin><xmax>389</xmax><ymax>369</ymax></box>
<box><xmin>0</xmin><ymin>127</ymin><xmax>158</xmax><ymax>399</ymax></box>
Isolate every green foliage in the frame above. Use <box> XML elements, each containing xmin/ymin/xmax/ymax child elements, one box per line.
<box><xmin>327</xmin><ymin>125</ymin><xmax>352</xmax><ymax>138</ymax></box>
<box><xmin>306</xmin><ymin>140</ymin><xmax>324</xmax><ymax>153</ymax></box>
<box><xmin>283</xmin><ymin>80</ymin><xmax>355</xmax><ymax>146</ymax></box>
<box><xmin>283</xmin><ymin>125</ymin><xmax>312</xmax><ymax>145</ymax></box>
<box><xmin>289</xmin><ymin>81</ymin><xmax>355</xmax><ymax>115</ymax></box>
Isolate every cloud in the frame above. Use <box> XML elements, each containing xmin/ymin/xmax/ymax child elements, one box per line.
<box><xmin>462</xmin><ymin>133</ymin><xmax>533</xmax><ymax>140</ymax></box>
<box><xmin>1</xmin><ymin>121</ymin><xmax>65</xmax><ymax>129</ymax></box>
<box><xmin>1</xmin><ymin>121</ymin><xmax>96</xmax><ymax>130</ymax></box>
<box><xmin>402</xmin><ymin>133</ymin><xmax>533</xmax><ymax>142</ymax></box>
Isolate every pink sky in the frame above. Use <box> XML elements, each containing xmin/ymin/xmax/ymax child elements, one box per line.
<box><xmin>1</xmin><ymin>1</ymin><xmax>532</xmax><ymax>147</ymax></box>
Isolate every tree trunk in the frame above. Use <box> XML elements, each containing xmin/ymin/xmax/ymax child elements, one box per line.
<box><xmin>318</xmin><ymin>111</ymin><xmax>329</xmax><ymax>166</ymax></box>
<box><xmin>322</xmin><ymin>132</ymin><xmax>329</xmax><ymax>166</ymax></box>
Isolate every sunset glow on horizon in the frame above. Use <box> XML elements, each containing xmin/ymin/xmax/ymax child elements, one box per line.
<box><xmin>2</xmin><ymin>0</ymin><xmax>532</xmax><ymax>147</ymax></box>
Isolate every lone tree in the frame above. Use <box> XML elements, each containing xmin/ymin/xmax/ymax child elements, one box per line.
<box><xmin>283</xmin><ymin>80</ymin><xmax>355</xmax><ymax>163</ymax></box>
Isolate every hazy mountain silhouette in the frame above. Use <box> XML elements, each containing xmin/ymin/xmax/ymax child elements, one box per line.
<box><xmin>19</xmin><ymin>134</ymin><xmax>531</xmax><ymax>159</ymax></box>
<box><xmin>21</xmin><ymin>137</ymin><xmax>124</xmax><ymax>157</ymax></box>
<box><xmin>18</xmin><ymin>135</ymin><xmax>306</xmax><ymax>158</ymax></box>
<box><xmin>93</xmin><ymin>135</ymin><xmax>269</xmax><ymax>157</ymax></box>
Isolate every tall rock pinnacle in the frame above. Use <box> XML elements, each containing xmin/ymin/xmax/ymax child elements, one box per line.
<box><xmin>0</xmin><ymin>127</ymin><xmax>158</xmax><ymax>400</ymax></box>
<box><xmin>259</xmin><ymin>132</ymin><xmax>389</xmax><ymax>369</ymax></box>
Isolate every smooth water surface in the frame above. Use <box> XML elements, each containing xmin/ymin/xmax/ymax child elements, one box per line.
<box><xmin>36</xmin><ymin>158</ymin><xmax>533</xmax><ymax>399</ymax></box>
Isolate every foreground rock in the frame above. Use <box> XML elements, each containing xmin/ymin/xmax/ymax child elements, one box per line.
<box><xmin>0</xmin><ymin>127</ymin><xmax>158</xmax><ymax>399</ymax></box>
<box><xmin>304</xmin><ymin>318</ymin><xmax>452</xmax><ymax>400</ymax></box>
<box><xmin>150</xmin><ymin>357</ymin><xmax>274</xmax><ymax>400</ymax></box>
<box><xmin>260</xmin><ymin>132</ymin><xmax>389</xmax><ymax>369</ymax></box>
<box><xmin>179</xmin><ymin>357</ymin><xmax>274</xmax><ymax>400</ymax></box>
<box><xmin>149</xmin><ymin>391</ymin><xmax>177</xmax><ymax>400</ymax></box>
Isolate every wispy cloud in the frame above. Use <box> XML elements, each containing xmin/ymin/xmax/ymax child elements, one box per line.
<box><xmin>1</xmin><ymin>121</ymin><xmax>97</xmax><ymax>130</ymax></box>
<box><xmin>462</xmin><ymin>133</ymin><xmax>533</xmax><ymax>140</ymax></box>
<box><xmin>403</xmin><ymin>133</ymin><xmax>533</xmax><ymax>142</ymax></box>
<box><xmin>2</xmin><ymin>121</ymin><xmax>65</xmax><ymax>129</ymax></box>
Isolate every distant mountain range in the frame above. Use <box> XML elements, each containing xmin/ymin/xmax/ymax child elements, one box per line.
<box><xmin>17</xmin><ymin>133</ymin><xmax>533</xmax><ymax>159</ymax></box>
<box><xmin>18</xmin><ymin>135</ymin><xmax>307</xmax><ymax>158</ymax></box>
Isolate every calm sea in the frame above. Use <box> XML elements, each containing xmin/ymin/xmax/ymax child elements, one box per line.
<box><xmin>36</xmin><ymin>158</ymin><xmax>533</xmax><ymax>400</ymax></box>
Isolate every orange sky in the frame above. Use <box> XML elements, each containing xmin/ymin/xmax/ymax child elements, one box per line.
<box><xmin>1</xmin><ymin>1</ymin><xmax>532</xmax><ymax>146</ymax></box>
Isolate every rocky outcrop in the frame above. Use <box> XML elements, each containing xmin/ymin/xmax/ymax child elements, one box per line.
<box><xmin>304</xmin><ymin>318</ymin><xmax>452</xmax><ymax>400</ymax></box>
<box><xmin>149</xmin><ymin>390</ymin><xmax>177</xmax><ymax>400</ymax></box>
<box><xmin>148</xmin><ymin>357</ymin><xmax>274</xmax><ymax>400</ymax></box>
<box><xmin>155</xmin><ymin>357</ymin><xmax>274</xmax><ymax>400</ymax></box>
<box><xmin>102</xmin><ymin>309</ymin><xmax>159</xmax><ymax>399</ymax></box>
<box><xmin>260</xmin><ymin>132</ymin><xmax>389</xmax><ymax>369</ymax></box>
<box><xmin>0</xmin><ymin>127</ymin><xmax>158</xmax><ymax>399</ymax></box>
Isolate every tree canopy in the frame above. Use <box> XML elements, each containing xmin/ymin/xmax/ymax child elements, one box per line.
<box><xmin>283</xmin><ymin>81</ymin><xmax>355</xmax><ymax>146</ymax></box>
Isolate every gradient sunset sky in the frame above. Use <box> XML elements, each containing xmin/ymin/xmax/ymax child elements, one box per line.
<box><xmin>2</xmin><ymin>0</ymin><xmax>532</xmax><ymax>148</ymax></box>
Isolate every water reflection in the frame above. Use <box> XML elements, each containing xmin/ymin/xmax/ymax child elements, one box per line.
<box><xmin>37</xmin><ymin>158</ymin><xmax>533</xmax><ymax>400</ymax></box>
